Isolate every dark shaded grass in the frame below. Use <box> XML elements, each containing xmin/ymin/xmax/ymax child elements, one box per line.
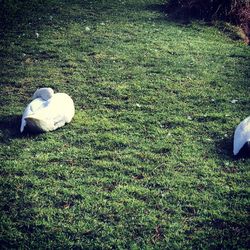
<box><xmin>164</xmin><ymin>0</ymin><xmax>250</xmax><ymax>44</ymax></box>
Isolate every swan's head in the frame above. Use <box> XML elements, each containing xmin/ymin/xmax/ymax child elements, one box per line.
<box><xmin>32</xmin><ymin>87</ymin><xmax>54</xmax><ymax>101</ymax></box>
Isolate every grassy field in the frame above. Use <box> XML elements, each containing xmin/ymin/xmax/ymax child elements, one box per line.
<box><xmin>0</xmin><ymin>0</ymin><xmax>249</xmax><ymax>249</ymax></box>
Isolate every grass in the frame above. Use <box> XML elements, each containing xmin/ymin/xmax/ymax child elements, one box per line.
<box><xmin>0</xmin><ymin>0</ymin><xmax>249</xmax><ymax>249</ymax></box>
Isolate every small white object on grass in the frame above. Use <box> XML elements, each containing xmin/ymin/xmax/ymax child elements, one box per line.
<box><xmin>233</xmin><ymin>116</ymin><xmax>250</xmax><ymax>156</ymax></box>
<box><xmin>85</xmin><ymin>27</ymin><xmax>90</xmax><ymax>32</ymax></box>
<box><xmin>231</xmin><ymin>99</ymin><xmax>238</xmax><ymax>104</ymax></box>
<box><xmin>20</xmin><ymin>88</ymin><xmax>75</xmax><ymax>133</ymax></box>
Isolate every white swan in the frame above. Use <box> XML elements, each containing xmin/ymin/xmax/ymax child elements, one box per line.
<box><xmin>20</xmin><ymin>88</ymin><xmax>75</xmax><ymax>133</ymax></box>
<box><xmin>233</xmin><ymin>116</ymin><xmax>250</xmax><ymax>156</ymax></box>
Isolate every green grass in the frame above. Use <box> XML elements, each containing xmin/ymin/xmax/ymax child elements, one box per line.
<box><xmin>0</xmin><ymin>0</ymin><xmax>249</xmax><ymax>249</ymax></box>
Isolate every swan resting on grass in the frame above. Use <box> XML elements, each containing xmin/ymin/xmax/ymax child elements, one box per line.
<box><xmin>20</xmin><ymin>88</ymin><xmax>75</xmax><ymax>133</ymax></box>
<box><xmin>233</xmin><ymin>116</ymin><xmax>250</xmax><ymax>156</ymax></box>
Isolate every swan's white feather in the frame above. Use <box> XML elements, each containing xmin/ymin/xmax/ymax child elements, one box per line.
<box><xmin>233</xmin><ymin>116</ymin><xmax>250</xmax><ymax>155</ymax></box>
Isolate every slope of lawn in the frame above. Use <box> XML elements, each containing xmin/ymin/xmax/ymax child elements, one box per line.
<box><xmin>0</xmin><ymin>0</ymin><xmax>249</xmax><ymax>249</ymax></box>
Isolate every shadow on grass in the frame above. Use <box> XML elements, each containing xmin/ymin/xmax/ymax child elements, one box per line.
<box><xmin>192</xmin><ymin>218</ymin><xmax>249</xmax><ymax>249</ymax></box>
<box><xmin>145</xmin><ymin>3</ymin><xmax>166</xmax><ymax>13</ymax></box>
<box><xmin>145</xmin><ymin>3</ymin><xmax>195</xmax><ymax>25</ymax></box>
<box><xmin>215</xmin><ymin>136</ymin><xmax>234</xmax><ymax>159</ymax></box>
<box><xmin>0</xmin><ymin>115</ymin><xmax>22</xmax><ymax>139</ymax></box>
<box><xmin>0</xmin><ymin>115</ymin><xmax>40</xmax><ymax>142</ymax></box>
<box><xmin>215</xmin><ymin>135</ymin><xmax>250</xmax><ymax>160</ymax></box>
<box><xmin>146</xmin><ymin>2</ymin><xmax>246</xmax><ymax>40</ymax></box>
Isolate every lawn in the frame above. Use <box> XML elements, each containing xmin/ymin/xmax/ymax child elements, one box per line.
<box><xmin>0</xmin><ymin>0</ymin><xmax>249</xmax><ymax>249</ymax></box>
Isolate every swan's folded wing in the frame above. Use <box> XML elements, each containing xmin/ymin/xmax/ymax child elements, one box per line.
<box><xmin>52</xmin><ymin>93</ymin><xmax>75</xmax><ymax>123</ymax></box>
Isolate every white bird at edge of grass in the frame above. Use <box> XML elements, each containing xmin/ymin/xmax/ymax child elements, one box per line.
<box><xmin>233</xmin><ymin>116</ymin><xmax>250</xmax><ymax>156</ymax></box>
<box><xmin>20</xmin><ymin>87</ymin><xmax>75</xmax><ymax>133</ymax></box>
